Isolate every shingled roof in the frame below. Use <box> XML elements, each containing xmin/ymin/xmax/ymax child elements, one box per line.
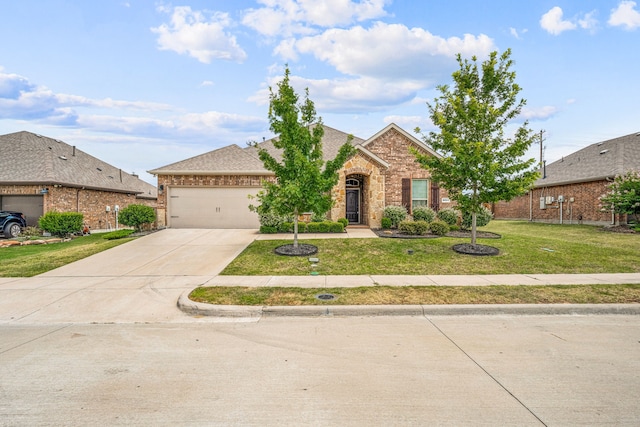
<box><xmin>149</xmin><ymin>124</ymin><xmax>365</xmax><ymax>175</ymax></box>
<box><xmin>536</xmin><ymin>132</ymin><xmax>640</xmax><ymax>187</ymax></box>
<box><xmin>0</xmin><ymin>131</ymin><xmax>157</xmax><ymax>198</ymax></box>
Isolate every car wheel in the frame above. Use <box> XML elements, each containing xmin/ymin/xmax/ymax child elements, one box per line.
<box><xmin>4</xmin><ymin>222</ymin><xmax>22</xmax><ymax>238</ymax></box>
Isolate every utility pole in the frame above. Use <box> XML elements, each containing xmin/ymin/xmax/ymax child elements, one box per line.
<box><xmin>538</xmin><ymin>130</ymin><xmax>545</xmax><ymax>170</ymax></box>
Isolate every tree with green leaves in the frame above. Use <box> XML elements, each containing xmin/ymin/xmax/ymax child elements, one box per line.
<box><xmin>600</xmin><ymin>171</ymin><xmax>640</xmax><ymax>223</ymax></box>
<box><xmin>254</xmin><ymin>67</ymin><xmax>355</xmax><ymax>251</ymax></box>
<box><xmin>414</xmin><ymin>49</ymin><xmax>539</xmax><ymax>246</ymax></box>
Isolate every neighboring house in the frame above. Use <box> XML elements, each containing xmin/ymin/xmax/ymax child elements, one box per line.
<box><xmin>493</xmin><ymin>132</ymin><xmax>640</xmax><ymax>225</ymax></box>
<box><xmin>0</xmin><ymin>131</ymin><xmax>157</xmax><ymax>230</ymax></box>
<box><xmin>149</xmin><ymin>123</ymin><xmax>447</xmax><ymax>229</ymax></box>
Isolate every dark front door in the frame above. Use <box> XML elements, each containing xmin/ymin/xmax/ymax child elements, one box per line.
<box><xmin>346</xmin><ymin>189</ymin><xmax>360</xmax><ymax>223</ymax></box>
<box><xmin>430</xmin><ymin>184</ymin><xmax>440</xmax><ymax>212</ymax></box>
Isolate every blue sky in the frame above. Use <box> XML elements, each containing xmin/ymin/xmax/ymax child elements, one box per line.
<box><xmin>1</xmin><ymin>1</ymin><xmax>639</xmax><ymax>185</ymax></box>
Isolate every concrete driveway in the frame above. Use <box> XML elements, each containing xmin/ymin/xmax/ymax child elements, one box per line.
<box><xmin>0</xmin><ymin>229</ymin><xmax>258</xmax><ymax>324</ymax></box>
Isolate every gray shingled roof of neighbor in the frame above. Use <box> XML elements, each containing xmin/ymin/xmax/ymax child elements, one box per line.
<box><xmin>0</xmin><ymin>131</ymin><xmax>157</xmax><ymax>198</ymax></box>
<box><xmin>536</xmin><ymin>132</ymin><xmax>640</xmax><ymax>187</ymax></box>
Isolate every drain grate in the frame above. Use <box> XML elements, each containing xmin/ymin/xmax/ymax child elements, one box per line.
<box><xmin>316</xmin><ymin>293</ymin><xmax>336</xmax><ymax>301</ymax></box>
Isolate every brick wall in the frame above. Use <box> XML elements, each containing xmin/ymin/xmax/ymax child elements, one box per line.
<box><xmin>493</xmin><ymin>179</ymin><xmax>626</xmax><ymax>225</ymax></box>
<box><xmin>364</xmin><ymin>128</ymin><xmax>433</xmax><ymax>208</ymax></box>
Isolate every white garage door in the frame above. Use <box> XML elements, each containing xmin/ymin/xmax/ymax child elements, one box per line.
<box><xmin>168</xmin><ymin>187</ymin><xmax>261</xmax><ymax>229</ymax></box>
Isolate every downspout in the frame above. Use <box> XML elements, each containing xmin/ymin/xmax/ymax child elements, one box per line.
<box><xmin>529</xmin><ymin>190</ymin><xmax>533</xmax><ymax>221</ymax></box>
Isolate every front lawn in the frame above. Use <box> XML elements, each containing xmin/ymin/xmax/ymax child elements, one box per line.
<box><xmin>221</xmin><ymin>221</ymin><xmax>640</xmax><ymax>275</ymax></box>
<box><xmin>0</xmin><ymin>234</ymin><xmax>134</xmax><ymax>277</ymax></box>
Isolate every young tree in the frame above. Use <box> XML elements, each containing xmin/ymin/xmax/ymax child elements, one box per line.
<box><xmin>255</xmin><ymin>67</ymin><xmax>355</xmax><ymax>251</ymax></box>
<box><xmin>414</xmin><ymin>49</ymin><xmax>539</xmax><ymax>246</ymax></box>
<box><xmin>118</xmin><ymin>204</ymin><xmax>156</xmax><ymax>231</ymax></box>
<box><xmin>600</xmin><ymin>171</ymin><xmax>640</xmax><ymax>223</ymax></box>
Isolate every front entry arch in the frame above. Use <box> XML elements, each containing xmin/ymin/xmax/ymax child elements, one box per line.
<box><xmin>345</xmin><ymin>174</ymin><xmax>365</xmax><ymax>225</ymax></box>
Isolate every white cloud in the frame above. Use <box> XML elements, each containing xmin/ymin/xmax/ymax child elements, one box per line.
<box><xmin>383</xmin><ymin>115</ymin><xmax>431</xmax><ymax>131</ymax></box>
<box><xmin>578</xmin><ymin>11</ymin><xmax>599</xmax><ymax>32</ymax></box>
<box><xmin>279</xmin><ymin>22</ymin><xmax>495</xmax><ymax>80</ymax></box>
<box><xmin>151</xmin><ymin>6</ymin><xmax>247</xmax><ymax>63</ymax></box>
<box><xmin>251</xmin><ymin>72</ymin><xmax>431</xmax><ymax>114</ymax></box>
<box><xmin>242</xmin><ymin>0</ymin><xmax>389</xmax><ymax>37</ymax></box>
<box><xmin>609</xmin><ymin>0</ymin><xmax>640</xmax><ymax>29</ymax></box>
<box><xmin>540</xmin><ymin>7</ymin><xmax>577</xmax><ymax>35</ymax></box>
<box><xmin>0</xmin><ymin>70</ymin><xmax>265</xmax><ymax>140</ymax></box>
<box><xmin>520</xmin><ymin>106</ymin><xmax>559</xmax><ymax>121</ymax></box>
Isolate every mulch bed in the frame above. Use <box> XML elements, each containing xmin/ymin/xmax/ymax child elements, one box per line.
<box><xmin>599</xmin><ymin>225</ymin><xmax>638</xmax><ymax>234</ymax></box>
<box><xmin>274</xmin><ymin>243</ymin><xmax>318</xmax><ymax>256</ymax></box>
<box><xmin>452</xmin><ymin>243</ymin><xmax>500</xmax><ymax>256</ymax></box>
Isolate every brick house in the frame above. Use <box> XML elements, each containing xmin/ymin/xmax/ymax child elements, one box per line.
<box><xmin>0</xmin><ymin>131</ymin><xmax>157</xmax><ymax>231</ymax></box>
<box><xmin>493</xmin><ymin>132</ymin><xmax>640</xmax><ymax>225</ymax></box>
<box><xmin>149</xmin><ymin>123</ymin><xmax>448</xmax><ymax>229</ymax></box>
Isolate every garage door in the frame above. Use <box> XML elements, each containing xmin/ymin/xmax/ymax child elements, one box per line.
<box><xmin>168</xmin><ymin>187</ymin><xmax>261</xmax><ymax>228</ymax></box>
<box><xmin>0</xmin><ymin>195</ymin><xmax>43</xmax><ymax>226</ymax></box>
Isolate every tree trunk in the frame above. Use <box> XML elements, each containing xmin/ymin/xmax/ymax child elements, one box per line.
<box><xmin>293</xmin><ymin>208</ymin><xmax>299</xmax><ymax>249</ymax></box>
<box><xmin>471</xmin><ymin>211</ymin><xmax>477</xmax><ymax>246</ymax></box>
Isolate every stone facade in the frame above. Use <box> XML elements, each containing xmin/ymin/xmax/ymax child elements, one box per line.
<box><xmin>0</xmin><ymin>184</ymin><xmax>156</xmax><ymax>231</ymax></box>
<box><xmin>331</xmin><ymin>152</ymin><xmax>385</xmax><ymax>227</ymax></box>
<box><xmin>492</xmin><ymin>179</ymin><xmax>626</xmax><ymax>225</ymax></box>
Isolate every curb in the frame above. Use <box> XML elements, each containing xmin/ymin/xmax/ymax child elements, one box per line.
<box><xmin>177</xmin><ymin>291</ymin><xmax>640</xmax><ymax>317</ymax></box>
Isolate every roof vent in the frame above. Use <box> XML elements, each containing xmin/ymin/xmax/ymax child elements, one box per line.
<box><xmin>97</xmin><ymin>167</ymin><xmax>102</xmax><ymax>172</ymax></box>
<box><xmin>59</xmin><ymin>155</ymin><xmax>67</xmax><ymax>160</ymax></box>
<box><xmin>599</xmin><ymin>149</ymin><xmax>609</xmax><ymax>155</ymax></box>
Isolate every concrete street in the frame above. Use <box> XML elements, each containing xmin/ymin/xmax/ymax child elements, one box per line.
<box><xmin>1</xmin><ymin>229</ymin><xmax>639</xmax><ymax>425</ymax></box>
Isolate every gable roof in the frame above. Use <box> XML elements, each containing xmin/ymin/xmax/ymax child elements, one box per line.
<box><xmin>149</xmin><ymin>124</ymin><xmax>364</xmax><ymax>175</ymax></box>
<box><xmin>0</xmin><ymin>131</ymin><xmax>157</xmax><ymax>198</ymax></box>
<box><xmin>536</xmin><ymin>132</ymin><xmax>640</xmax><ymax>187</ymax></box>
<box><xmin>362</xmin><ymin>123</ymin><xmax>442</xmax><ymax>158</ymax></box>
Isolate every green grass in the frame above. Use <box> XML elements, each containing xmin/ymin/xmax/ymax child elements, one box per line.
<box><xmin>0</xmin><ymin>234</ymin><xmax>134</xmax><ymax>277</ymax></box>
<box><xmin>221</xmin><ymin>221</ymin><xmax>640</xmax><ymax>275</ymax></box>
<box><xmin>190</xmin><ymin>284</ymin><xmax>640</xmax><ymax>305</ymax></box>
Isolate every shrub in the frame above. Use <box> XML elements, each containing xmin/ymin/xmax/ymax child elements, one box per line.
<box><xmin>278</xmin><ymin>222</ymin><xmax>293</xmax><ymax>233</ymax></box>
<box><xmin>259</xmin><ymin>225</ymin><xmax>278</xmax><ymax>234</ymax></box>
<box><xmin>307</xmin><ymin>222</ymin><xmax>320</xmax><ymax>233</ymax></box>
<box><xmin>381</xmin><ymin>217</ymin><xmax>392</xmax><ymax>229</ymax></box>
<box><xmin>319</xmin><ymin>221</ymin><xmax>333</xmax><ymax>233</ymax></box>
<box><xmin>337</xmin><ymin>218</ymin><xmax>349</xmax><ymax>228</ymax></box>
<box><xmin>102</xmin><ymin>229</ymin><xmax>135</xmax><ymax>240</ymax></box>
<box><xmin>297</xmin><ymin>222</ymin><xmax>307</xmax><ymax>233</ymax></box>
<box><xmin>39</xmin><ymin>212</ymin><xmax>83</xmax><ymax>237</ymax></box>
<box><xmin>437</xmin><ymin>207</ymin><xmax>460</xmax><ymax>226</ymax></box>
<box><xmin>449</xmin><ymin>225</ymin><xmax>460</xmax><ymax>231</ymax></box>
<box><xmin>461</xmin><ymin>206</ymin><xmax>493</xmax><ymax>229</ymax></box>
<box><xmin>259</xmin><ymin>211</ymin><xmax>290</xmax><ymax>228</ymax></box>
<box><xmin>118</xmin><ymin>204</ymin><xmax>156</xmax><ymax>231</ymax></box>
<box><xmin>429</xmin><ymin>220</ymin><xmax>450</xmax><ymax>236</ymax></box>
<box><xmin>412</xmin><ymin>206</ymin><xmax>436</xmax><ymax>223</ymax></box>
<box><xmin>398</xmin><ymin>220</ymin><xmax>429</xmax><ymax>235</ymax></box>
<box><xmin>383</xmin><ymin>205</ymin><xmax>408</xmax><ymax>228</ymax></box>
<box><xmin>330</xmin><ymin>222</ymin><xmax>344</xmax><ymax>233</ymax></box>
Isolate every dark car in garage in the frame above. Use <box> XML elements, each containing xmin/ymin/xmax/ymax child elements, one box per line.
<box><xmin>0</xmin><ymin>210</ymin><xmax>27</xmax><ymax>238</ymax></box>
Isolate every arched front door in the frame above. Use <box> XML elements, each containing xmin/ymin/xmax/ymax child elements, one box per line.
<box><xmin>346</xmin><ymin>175</ymin><xmax>363</xmax><ymax>224</ymax></box>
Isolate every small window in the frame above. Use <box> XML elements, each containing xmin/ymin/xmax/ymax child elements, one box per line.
<box><xmin>412</xmin><ymin>179</ymin><xmax>428</xmax><ymax>208</ymax></box>
<box><xmin>346</xmin><ymin>178</ymin><xmax>360</xmax><ymax>187</ymax></box>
